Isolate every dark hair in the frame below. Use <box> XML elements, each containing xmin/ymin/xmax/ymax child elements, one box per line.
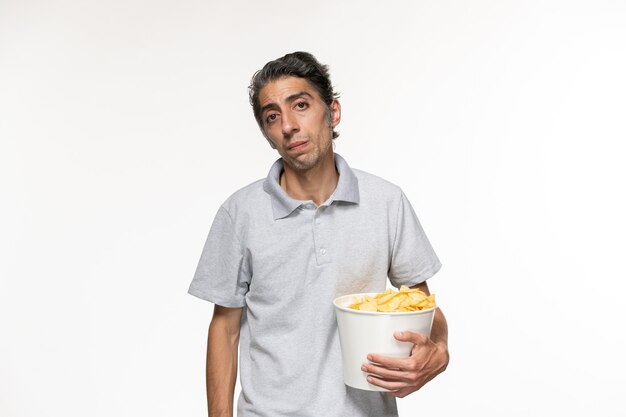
<box><xmin>249</xmin><ymin>51</ymin><xmax>340</xmax><ymax>139</ymax></box>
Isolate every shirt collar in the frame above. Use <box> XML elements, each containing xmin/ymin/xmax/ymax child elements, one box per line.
<box><xmin>262</xmin><ymin>153</ymin><xmax>360</xmax><ymax>220</ymax></box>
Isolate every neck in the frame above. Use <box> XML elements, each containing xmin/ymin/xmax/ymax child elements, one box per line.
<box><xmin>280</xmin><ymin>152</ymin><xmax>339</xmax><ymax>206</ymax></box>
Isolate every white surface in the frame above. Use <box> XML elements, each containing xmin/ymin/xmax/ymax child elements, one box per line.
<box><xmin>1</xmin><ymin>1</ymin><xmax>626</xmax><ymax>416</ymax></box>
<box><xmin>334</xmin><ymin>293</ymin><xmax>435</xmax><ymax>391</ymax></box>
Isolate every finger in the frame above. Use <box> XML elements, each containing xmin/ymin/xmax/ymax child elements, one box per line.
<box><xmin>394</xmin><ymin>330</ymin><xmax>429</xmax><ymax>345</ymax></box>
<box><xmin>366</xmin><ymin>374</ymin><xmax>408</xmax><ymax>391</ymax></box>
<box><xmin>387</xmin><ymin>387</ymin><xmax>414</xmax><ymax>398</ymax></box>
<box><xmin>361</xmin><ymin>362</ymin><xmax>412</xmax><ymax>382</ymax></box>
<box><xmin>390</xmin><ymin>373</ymin><xmax>437</xmax><ymax>398</ymax></box>
<box><xmin>366</xmin><ymin>353</ymin><xmax>411</xmax><ymax>370</ymax></box>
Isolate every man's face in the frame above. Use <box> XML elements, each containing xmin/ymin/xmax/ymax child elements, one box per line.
<box><xmin>258</xmin><ymin>76</ymin><xmax>340</xmax><ymax>171</ymax></box>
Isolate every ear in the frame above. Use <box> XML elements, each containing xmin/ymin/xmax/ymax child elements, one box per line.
<box><xmin>329</xmin><ymin>99</ymin><xmax>341</xmax><ymax>128</ymax></box>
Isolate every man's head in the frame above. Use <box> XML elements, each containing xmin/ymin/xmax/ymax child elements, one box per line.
<box><xmin>249</xmin><ymin>52</ymin><xmax>340</xmax><ymax>140</ymax></box>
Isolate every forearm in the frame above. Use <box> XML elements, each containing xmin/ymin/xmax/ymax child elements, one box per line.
<box><xmin>411</xmin><ymin>281</ymin><xmax>449</xmax><ymax>360</ymax></box>
<box><xmin>206</xmin><ymin>308</ymin><xmax>241</xmax><ymax>417</ymax></box>
<box><xmin>430</xmin><ymin>307</ymin><xmax>449</xmax><ymax>363</ymax></box>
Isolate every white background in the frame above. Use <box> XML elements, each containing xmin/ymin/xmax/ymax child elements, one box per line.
<box><xmin>2</xmin><ymin>0</ymin><xmax>625</xmax><ymax>416</ymax></box>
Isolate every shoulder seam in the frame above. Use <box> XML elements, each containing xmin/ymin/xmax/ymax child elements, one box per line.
<box><xmin>217</xmin><ymin>205</ymin><xmax>245</xmax><ymax>251</ymax></box>
<box><xmin>391</xmin><ymin>191</ymin><xmax>405</xmax><ymax>256</ymax></box>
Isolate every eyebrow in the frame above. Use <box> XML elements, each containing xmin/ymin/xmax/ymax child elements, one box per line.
<box><xmin>260</xmin><ymin>91</ymin><xmax>313</xmax><ymax>115</ymax></box>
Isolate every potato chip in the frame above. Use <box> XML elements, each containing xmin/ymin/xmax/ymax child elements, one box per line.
<box><xmin>347</xmin><ymin>285</ymin><xmax>436</xmax><ymax>312</ymax></box>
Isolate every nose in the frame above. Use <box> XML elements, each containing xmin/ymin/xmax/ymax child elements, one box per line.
<box><xmin>281</xmin><ymin>110</ymin><xmax>299</xmax><ymax>137</ymax></box>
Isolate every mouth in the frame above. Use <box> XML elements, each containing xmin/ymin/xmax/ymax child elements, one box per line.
<box><xmin>287</xmin><ymin>140</ymin><xmax>308</xmax><ymax>152</ymax></box>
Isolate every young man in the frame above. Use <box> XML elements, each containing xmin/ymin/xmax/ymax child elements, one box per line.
<box><xmin>189</xmin><ymin>52</ymin><xmax>449</xmax><ymax>417</ymax></box>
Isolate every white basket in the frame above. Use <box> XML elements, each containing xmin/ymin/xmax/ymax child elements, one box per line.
<box><xmin>333</xmin><ymin>293</ymin><xmax>435</xmax><ymax>391</ymax></box>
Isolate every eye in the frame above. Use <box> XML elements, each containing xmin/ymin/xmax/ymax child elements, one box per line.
<box><xmin>265</xmin><ymin>113</ymin><xmax>279</xmax><ymax>124</ymax></box>
<box><xmin>295</xmin><ymin>101</ymin><xmax>308</xmax><ymax>110</ymax></box>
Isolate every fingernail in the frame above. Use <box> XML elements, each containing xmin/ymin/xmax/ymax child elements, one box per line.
<box><xmin>394</xmin><ymin>331</ymin><xmax>403</xmax><ymax>338</ymax></box>
<box><xmin>361</xmin><ymin>365</ymin><xmax>367</xmax><ymax>372</ymax></box>
<box><xmin>367</xmin><ymin>354</ymin><xmax>373</xmax><ymax>361</ymax></box>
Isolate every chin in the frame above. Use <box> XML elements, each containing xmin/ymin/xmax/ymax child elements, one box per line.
<box><xmin>285</xmin><ymin>154</ymin><xmax>318</xmax><ymax>171</ymax></box>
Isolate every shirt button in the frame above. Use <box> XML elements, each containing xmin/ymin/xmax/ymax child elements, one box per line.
<box><xmin>315</xmin><ymin>219</ymin><xmax>321</xmax><ymax>225</ymax></box>
<box><xmin>320</xmin><ymin>248</ymin><xmax>326</xmax><ymax>255</ymax></box>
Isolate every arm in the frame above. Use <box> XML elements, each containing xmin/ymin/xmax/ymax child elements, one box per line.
<box><xmin>412</xmin><ymin>281</ymin><xmax>448</xmax><ymax>358</ymax></box>
<box><xmin>362</xmin><ymin>281</ymin><xmax>449</xmax><ymax>398</ymax></box>
<box><xmin>206</xmin><ymin>305</ymin><xmax>243</xmax><ymax>417</ymax></box>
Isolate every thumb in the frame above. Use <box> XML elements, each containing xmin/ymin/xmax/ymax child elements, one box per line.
<box><xmin>394</xmin><ymin>330</ymin><xmax>428</xmax><ymax>344</ymax></box>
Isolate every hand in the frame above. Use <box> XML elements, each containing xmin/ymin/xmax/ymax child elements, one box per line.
<box><xmin>361</xmin><ymin>331</ymin><xmax>449</xmax><ymax>398</ymax></box>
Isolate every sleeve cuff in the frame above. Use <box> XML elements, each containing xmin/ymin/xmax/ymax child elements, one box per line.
<box><xmin>187</xmin><ymin>285</ymin><xmax>246</xmax><ymax>308</ymax></box>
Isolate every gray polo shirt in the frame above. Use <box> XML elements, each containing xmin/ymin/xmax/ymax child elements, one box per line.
<box><xmin>189</xmin><ymin>153</ymin><xmax>441</xmax><ymax>417</ymax></box>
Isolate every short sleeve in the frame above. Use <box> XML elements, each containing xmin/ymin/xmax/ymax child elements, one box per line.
<box><xmin>388</xmin><ymin>192</ymin><xmax>442</xmax><ymax>287</ymax></box>
<box><xmin>188</xmin><ymin>206</ymin><xmax>250</xmax><ymax>307</ymax></box>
